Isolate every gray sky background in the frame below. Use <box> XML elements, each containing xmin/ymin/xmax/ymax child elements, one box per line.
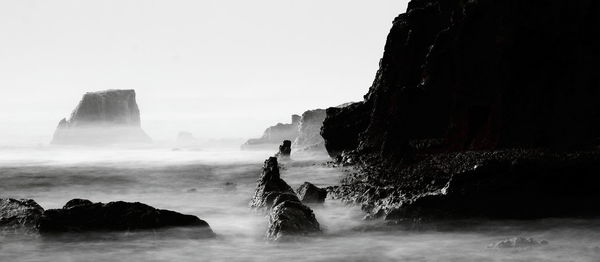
<box><xmin>0</xmin><ymin>0</ymin><xmax>408</xmax><ymax>145</ymax></box>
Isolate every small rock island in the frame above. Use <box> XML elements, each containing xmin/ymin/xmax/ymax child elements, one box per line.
<box><xmin>51</xmin><ymin>89</ymin><xmax>151</xmax><ymax>145</ymax></box>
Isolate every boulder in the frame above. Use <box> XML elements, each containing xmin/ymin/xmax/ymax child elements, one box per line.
<box><xmin>51</xmin><ymin>89</ymin><xmax>151</xmax><ymax>145</ymax></box>
<box><xmin>242</xmin><ymin>115</ymin><xmax>300</xmax><ymax>148</ymax></box>
<box><xmin>38</xmin><ymin>199</ymin><xmax>214</xmax><ymax>237</ymax></box>
<box><xmin>250</xmin><ymin>157</ymin><xmax>321</xmax><ymax>240</ymax></box>
<box><xmin>0</xmin><ymin>198</ymin><xmax>44</xmax><ymax>229</ymax></box>
<box><xmin>296</xmin><ymin>182</ymin><xmax>327</xmax><ymax>204</ymax></box>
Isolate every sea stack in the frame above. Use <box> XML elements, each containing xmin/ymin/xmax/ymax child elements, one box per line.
<box><xmin>51</xmin><ymin>89</ymin><xmax>151</xmax><ymax>145</ymax></box>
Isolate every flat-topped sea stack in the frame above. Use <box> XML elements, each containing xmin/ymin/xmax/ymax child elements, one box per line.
<box><xmin>51</xmin><ymin>89</ymin><xmax>151</xmax><ymax>145</ymax></box>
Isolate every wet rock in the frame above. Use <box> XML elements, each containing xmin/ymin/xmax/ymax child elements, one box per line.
<box><xmin>267</xmin><ymin>200</ymin><xmax>321</xmax><ymax>241</ymax></box>
<box><xmin>250</xmin><ymin>157</ymin><xmax>295</xmax><ymax>208</ymax></box>
<box><xmin>0</xmin><ymin>198</ymin><xmax>44</xmax><ymax>229</ymax></box>
<box><xmin>296</xmin><ymin>182</ymin><xmax>327</xmax><ymax>204</ymax></box>
<box><xmin>51</xmin><ymin>89</ymin><xmax>151</xmax><ymax>145</ymax></box>
<box><xmin>38</xmin><ymin>199</ymin><xmax>215</xmax><ymax>237</ymax></box>
<box><xmin>277</xmin><ymin>140</ymin><xmax>292</xmax><ymax>159</ymax></box>
<box><xmin>242</xmin><ymin>115</ymin><xmax>300</xmax><ymax>148</ymax></box>
<box><xmin>489</xmin><ymin>237</ymin><xmax>549</xmax><ymax>249</ymax></box>
<box><xmin>250</xmin><ymin>157</ymin><xmax>321</xmax><ymax>240</ymax></box>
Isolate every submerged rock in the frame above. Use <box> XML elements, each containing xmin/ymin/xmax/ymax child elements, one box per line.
<box><xmin>250</xmin><ymin>157</ymin><xmax>321</xmax><ymax>240</ymax></box>
<box><xmin>296</xmin><ymin>182</ymin><xmax>327</xmax><ymax>204</ymax></box>
<box><xmin>0</xmin><ymin>198</ymin><xmax>44</xmax><ymax>229</ymax></box>
<box><xmin>38</xmin><ymin>199</ymin><xmax>214</xmax><ymax>237</ymax></box>
<box><xmin>51</xmin><ymin>89</ymin><xmax>151</xmax><ymax>145</ymax></box>
<box><xmin>489</xmin><ymin>237</ymin><xmax>549</xmax><ymax>249</ymax></box>
<box><xmin>242</xmin><ymin>115</ymin><xmax>300</xmax><ymax>148</ymax></box>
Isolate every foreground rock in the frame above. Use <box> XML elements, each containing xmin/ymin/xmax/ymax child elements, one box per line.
<box><xmin>250</xmin><ymin>157</ymin><xmax>320</xmax><ymax>240</ymax></box>
<box><xmin>296</xmin><ymin>182</ymin><xmax>327</xmax><ymax>204</ymax></box>
<box><xmin>242</xmin><ymin>115</ymin><xmax>300</xmax><ymax>148</ymax></box>
<box><xmin>489</xmin><ymin>237</ymin><xmax>549</xmax><ymax>249</ymax></box>
<box><xmin>0</xmin><ymin>198</ymin><xmax>44</xmax><ymax>230</ymax></box>
<box><xmin>51</xmin><ymin>89</ymin><xmax>151</xmax><ymax>145</ymax></box>
<box><xmin>322</xmin><ymin>0</ymin><xmax>600</xmax><ymax>221</ymax></box>
<box><xmin>38</xmin><ymin>199</ymin><xmax>214</xmax><ymax>237</ymax></box>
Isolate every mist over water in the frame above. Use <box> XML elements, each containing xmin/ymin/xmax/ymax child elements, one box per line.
<box><xmin>0</xmin><ymin>146</ymin><xmax>599</xmax><ymax>261</ymax></box>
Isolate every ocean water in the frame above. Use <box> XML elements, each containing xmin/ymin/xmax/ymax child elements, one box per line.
<box><xmin>1</xmin><ymin>146</ymin><xmax>600</xmax><ymax>262</ymax></box>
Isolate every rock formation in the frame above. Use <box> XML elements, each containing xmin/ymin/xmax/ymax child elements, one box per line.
<box><xmin>250</xmin><ymin>157</ymin><xmax>320</xmax><ymax>240</ymax></box>
<box><xmin>296</xmin><ymin>182</ymin><xmax>327</xmax><ymax>204</ymax></box>
<box><xmin>489</xmin><ymin>237</ymin><xmax>549</xmax><ymax>249</ymax></box>
<box><xmin>292</xmin><ymin>109</ymin><xmax>327</xmax><ymax>151</ymax></box>
<box><xmin>322</xmin><ymin>0</ymin><xmax>600</xmax><ymax>220</ymax></box>
<box><xmin>242</xmin><ymin>115</ymin><xmax>300</xmax><ymax>148</ymax></box>
<box><xmin>51</xmin><ymin>89</ymin><xmax>151</xmax><ymax>145</ymax></box>
<box><xmin>176</xmin><ymin>131</ymin><xmax>199</xmax><ymax>147</ymax></box>
<box><xmin>39</xmin><ymin>199</ymin><xmax>214</xmax><ymax>237</ymax></box>
<box><xmin>276</xmin><ymin>140</ymin><xmax>292</xmax><ymax>159</ymax></box>
<box><xmin>0</xmin><ymin>198</ymin><xmax>44</xmax><ymax>230</ymax></box>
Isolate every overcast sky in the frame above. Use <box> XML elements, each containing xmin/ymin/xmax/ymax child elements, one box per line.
<box><xmin>0</xmin><ymin>0</ymin><xmax>408</xmax><ymax>145</ymax></box>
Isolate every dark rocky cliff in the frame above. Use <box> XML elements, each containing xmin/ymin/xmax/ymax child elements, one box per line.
<box><xmin>322</xmin><ymin>0</ymin><xmax>600</xmax><ymax>220</ymax></box>
<box><xmin>51</xmin><ymin>89</ymin><xmax>151</xmax><ymax>145</ymax></box>
<box><xmin>322</xmin><ymin>0</ymin><xmax>600</xmax><ymax>165</ymax></box>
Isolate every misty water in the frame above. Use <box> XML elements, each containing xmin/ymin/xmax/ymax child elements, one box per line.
<box><xmin>1</xmin><ymin>146</ymin><xmax>600</xmax><ymax>262</ymax></box>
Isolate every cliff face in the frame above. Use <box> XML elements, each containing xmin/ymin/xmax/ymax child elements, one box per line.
<box><xmin>243</xmin><ymin>115</ymin><xmax>300</xmax><ymax>148</ymax></box>
<box><xmin>51</xmin><ymin>89</ymin><xmax>151</xmax><ymax>145</ymax></box>
<box><xmin>293</xmin><ymin>109</ymin><xmax>326</xmax><ymax>151</ymax></box>
<box><xmin>322</xmin><ymin>0</ymin><xmax>600</xmax><ymax>165</ymax></box>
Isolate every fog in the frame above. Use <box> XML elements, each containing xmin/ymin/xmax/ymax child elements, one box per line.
<box><xmin>0</xmin><ymin>0</ymin><xmax>408</xmax><ymax>146</ymax></box>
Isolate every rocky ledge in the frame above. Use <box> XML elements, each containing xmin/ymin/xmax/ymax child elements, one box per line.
<box><xmin>1</xmin><ymin>198</ymin><xmax>214</xmax><ymax>237</ymax></box>
<box><xmin>250</xmin><ymin>157</ymin><xmax>321</xmax><ymax>240</ymax></box>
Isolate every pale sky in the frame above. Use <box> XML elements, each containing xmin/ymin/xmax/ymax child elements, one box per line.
<box><xmin>0</xmin><ymin>0</ymin><xmax>408</xmax><ymax>145</ymax></box>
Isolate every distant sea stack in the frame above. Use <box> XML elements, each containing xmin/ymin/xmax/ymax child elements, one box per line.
<box><xmin>242</xmin><ymin>115</ymin><xmax>300</xmax><ymax>148</ymax></box>
<box><xmin>51</xmin><ymin>89</ymin><xmax>151</xmax><ymax>145</ymax></box>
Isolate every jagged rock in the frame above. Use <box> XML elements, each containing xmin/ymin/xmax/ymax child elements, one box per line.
<box><xmin>250</xmin><ymin>157</ymin><xmax>296</xmax><ymax>208</ymax></box>
<box><xmin>322</xmin><ymin>0</ymin><xmax>600</xmax><ymax>221</ymax></box>
<box><xmin>0</xmin><ymin>198</ymin><xmax>44</xmax><ymax>229</ymax></box>
<box><xmin>51</xmin><ymin>89</ymin><xmax>151</xmax><ymax>145</ymax></box>
<box><xmin>38</xmin><ymin>199</ymin><xmax>214</xmax><ymax>237</ymax></box>
<box><xmin>242</xmin><ymin>115</ymin><xmax>300</xmax><ymax>148</ymax></box>
<box><xmin>488</xmin><ymin>237</ymin><xmax>549</xmax><ymax>249</ymax></box>
<box><xmin>296</xmin><ymin>182</ymin><xmax>327</xmax><ymax>204</ymax></box>
<box><xmin>277</xmin><ymin>140</ymin><xmax>292</xmax><ymax>159</ymax></box>
<box><xmin>292</xmin><ymin>109</ymin><xmax>327</xmax><ymax>151</ymax></box>
<box><xmin>250</xmin><ymin>157</ymin><xmax>321</xmax><ymax>240</ymax></box>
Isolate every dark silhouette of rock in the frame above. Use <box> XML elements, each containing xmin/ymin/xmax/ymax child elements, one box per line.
<box><xmin>292</xmin><ymin>109</ymin><xmax>327</xmax><ymax>152</ymax></box>
<box><xmin>322</xmin><ymin>0</ymin><xmax>600</xmax><ymax>221</ymax></box>
<box><xmin>276</xmin><ymin>140</ymin><xmax>292</xmax><ymax>159</ymax></box>
<box><xmin>0</xmin><ymin>198</ymin><xmax>44</xmax><ymax>229</ymax></box>
<box><xmin>250</xmin><ymin>157</ymin><xmax>321</xmax><ymax>240</ymax></box>
<box><xmin>38</xmin><ymin>199</ymin><xmax>214</xmax><ymax>237</ymax></box>
<box><xmin>51</xmin><ymin>89</ymin><xmax>151</xmax><ymax>145</ymax></box>
<box><xmin>489</xmin><ymin>237</ymin><xmax>549</xmax><ymax>249</ymax></box>
<box><xmin>296</xmin><ymin>182</ymin><xmax>327</xmax><ymax>204</ymax></box>
<box><xmin>242</xmin><ymin>115</ymin><xmax>300</xmax><ymax>148</ymax></box>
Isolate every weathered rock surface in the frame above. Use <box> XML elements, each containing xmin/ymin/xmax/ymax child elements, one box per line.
<box><xmin>250</xmin><ymin>157</ymin><xmax>320</xmax><ymax>240</ymax></box>
<box><xmin>489</xmin><ymin>237</ymin><xmax>549</xmax><ymax>249</ymax></box>
<box><xmin>292</xmin><ymin>109</ymin><xmax>327</xmax><ymax>152</ymax></box>
<box><xmin>322</xmin><ymin>0</ymin><xmax>600</xmax><ymax>221</ymax></box>
<box><xmin>38</xmin><ymin>199</ymin><xmax>214</xmax><ymax>237</ymax></box>
<box><xmin>52</xmin><ymin>89</ymin><xmax>151</xmax><ymax>145</ymax></box>
<box><xmin>296</xmin><ymin>182</ymin><xmax>327</xmax><ymax>204</ymax></box>
<box><xmin>276</xmin><ymin>140</ymin><xmax>292</xmax><ymax>159</ymax></box>
<box><xmin>243</xmin><ymin>115</ymin><xmax>300</xmax><ymax>148</ymax></box>
<box><xmin>0</xmin><ymin>198</ymin><xmax>44</xmax><ymax>230</ymax></box>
